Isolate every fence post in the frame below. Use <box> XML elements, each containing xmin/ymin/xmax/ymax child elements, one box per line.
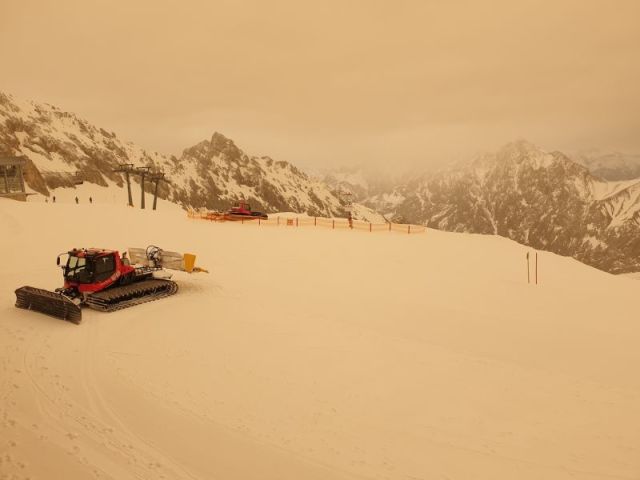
<box><xmin>277</xmin><ymin>217</ymin><xmax>280</xmax><ymax>226</ymax></box>
<box><xmin>408</xmin><ymin>225</ymin><xmax>411</xmax><ymax>234</ymax></box>
<box><xmin>332</xmin><ymin>219</ymin><xmax>335</xmax><ymax>229</ymax></box>
<box><xmin>389</xmin><ymin>222</ymin><xmax>391</xmax><ymax>232</ymax></box>
<box><xmin>296</xmin><ymin>217</ymin><xmax>299</xmax><ymax>227</ymax></box>
<box><xmin>314</xmin><ymin>217</ymin><xmax>317</xmax><ymax>227</ymax></box>
<box><xmin>369</xmin><ymin>223</ymin><xmax>372</xmax><ymax>232</ymax></box>
<box><xmin>536</xmin><ymin>252</ymin><xmax>538</xmax><ymax>285</ymax></box>
<box><xmin>258</xmin><ymin>218</ymin><xmax>261</xmax><ymax>226</ymax></box>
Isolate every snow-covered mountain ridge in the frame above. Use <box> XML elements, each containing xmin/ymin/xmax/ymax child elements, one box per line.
<box><xmin>376</xmin><ymin>140</ymin><xmax>640</xmax><ymax>273</ymax></box>
<box><xmin>0</xmin><ymin>92</ymin><xmax>382</xmax><ymax>220</ymax></box>
<box><xmin>167</xmin><ymin>133</ymin><xmax>349</xmax><ymax>217</ymax></box>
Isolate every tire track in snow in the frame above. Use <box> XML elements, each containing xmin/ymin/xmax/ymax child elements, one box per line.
<box><xmin>15</xmin><ymin>318</ymin><xmax>191</xmax><ymax>479</ymax></box>
<box><xmin>78</xmin><ymin>318</ymin><xmax>201</xmax><ymax>480</ymax></box>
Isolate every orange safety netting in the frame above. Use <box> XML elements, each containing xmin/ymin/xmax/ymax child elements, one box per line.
<box><xmin>187</xmin><ymin>210</ymin><xmax>426</xmax><ymax>234</ymax></box>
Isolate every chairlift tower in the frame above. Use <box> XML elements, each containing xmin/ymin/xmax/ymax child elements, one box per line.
<box><xmin>136</xmin><ymin>166</ymin><xmax>151</xmax><ymax>209</ymax></box>
<box><xmin>149</xmin><ymin>171</ymin><xmax>169</xmax><ymax>211</ymax></box>
<box><xmin>114</xmin><ymin>163</ymin><xmax>135</xmax><ymax>206</ymax></box>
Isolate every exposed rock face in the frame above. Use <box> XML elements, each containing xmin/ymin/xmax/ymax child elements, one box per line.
<box><xmin>0</xmin><ymin>92</ymin><xmax>358</xmax><ymax>218</ymax></box>
<box><xmin>167</xmin><ymin>132</ymin><xmax>348</xmax><ymax>217</ymax></box>
<box><xmin>0</xmin><ymin>92</ymin><xmax>154</xmax><ymax>197</ymax></box>
<box><xmin>381</xmin><ymin>141</ymin><xmax>640</xmax><ymax>273</ymax></box>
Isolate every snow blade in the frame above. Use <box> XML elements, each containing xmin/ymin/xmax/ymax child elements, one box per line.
<box><xmin>15</xmin><ymin>286</ymin><xmax>82</xmax><ymax>324</ymax></box>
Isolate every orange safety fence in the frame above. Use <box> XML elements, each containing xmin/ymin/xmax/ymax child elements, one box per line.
<box><xmin>187</xmin><ymin>209</ymin><xmax>426</xmax><ymax>234</ymax></box>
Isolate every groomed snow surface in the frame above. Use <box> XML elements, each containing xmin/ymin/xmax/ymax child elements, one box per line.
<box><xmin>1</xmin><ymin>198</ymin><xmax>639</xmax><ymax>480</ymax></box>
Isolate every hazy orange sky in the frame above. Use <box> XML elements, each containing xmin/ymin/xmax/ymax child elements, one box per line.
<box><xmin>1</xmin><ymin>0</ymin><xmax>639</xmax><ymax>170</ymax></box>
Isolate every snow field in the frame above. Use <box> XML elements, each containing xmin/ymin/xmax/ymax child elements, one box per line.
<box><xmin>0</xmin><ymin>199</ymin><xmax>639</xmax><ymax>480</ymax></box>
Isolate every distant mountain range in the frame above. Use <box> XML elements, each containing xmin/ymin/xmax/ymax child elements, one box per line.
<box><xmin>359</xmin><ymin>141</ymin><xmax>640</xmax><ymax>273</ymax></box>
<box><xmin>2</xmin><ymin>91</ymin><xmax>639</xmax><ymax>273</ymax></box>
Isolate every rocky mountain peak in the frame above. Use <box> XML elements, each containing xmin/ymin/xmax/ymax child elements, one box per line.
<box><xmin>208</xmin><ymin>131</ymin><xmax>242</xmax><ymax>162</ymax></box>
<box><xmin>468</xmin><ymin>141</ymin><xmax>592</xmax><ymax>188</ymax></box>
<box><xmin>178</xmin><ymin>131</ymin><xmax>245</xmax><ymax>166</ymax></box>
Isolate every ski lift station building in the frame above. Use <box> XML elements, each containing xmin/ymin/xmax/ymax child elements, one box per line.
<box><xmin>0</xmin><ymin>156</ymin><xmax>28</xmax><ymax>201</ymax></box>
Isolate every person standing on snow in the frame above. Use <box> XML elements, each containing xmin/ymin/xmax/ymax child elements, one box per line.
<box><xmin>75</xmin><ymin>196</ymin><xmax>79</xmax><ymax>204</ymax></box>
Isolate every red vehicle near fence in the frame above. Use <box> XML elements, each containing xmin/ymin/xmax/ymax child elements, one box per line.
<box><xmin>224</xmin><ymin>201</ymin><xmax>268</xmax><ymax>221</ymax></box>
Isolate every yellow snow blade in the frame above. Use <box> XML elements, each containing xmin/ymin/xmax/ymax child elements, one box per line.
<box><xmin>184</xmin><ymin>253</ymin><xmax>208</xmax><ymax>273</ymax></box>
<box><xmin>183</xmin><ymin>253</ymin><xmax>195</xmax><ymax>273</ymax></box>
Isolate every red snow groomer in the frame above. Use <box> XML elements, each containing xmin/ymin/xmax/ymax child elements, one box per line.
<box><xmin>15</xmin><ymin>245</ymin><xmax>207</xmax><ymax>324</ymax></box>
<box><xmin>224</xmin><ymin>201</ymin><xmax>268</xmax><ymax>221</ymax></box>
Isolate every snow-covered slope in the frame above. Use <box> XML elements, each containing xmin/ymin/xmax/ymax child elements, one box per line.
<box><xmin>1</xmin><ymin>199</ymin><xmax>639</xmax><ymax>480</ymax></box>
<box><xmin>0</xmin><ymin>92</ymin><xmax>380</xmax><ymax>220</ymax></box>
